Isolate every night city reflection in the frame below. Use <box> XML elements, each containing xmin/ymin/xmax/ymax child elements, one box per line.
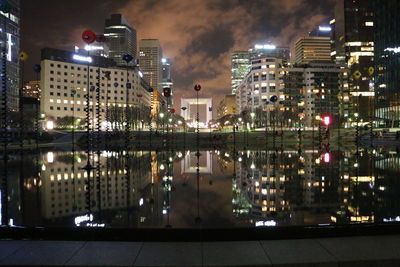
<box><xmin>1</xmin><ymin>147</ymin><xmax>399</xmax><ymax>229</ymax></box>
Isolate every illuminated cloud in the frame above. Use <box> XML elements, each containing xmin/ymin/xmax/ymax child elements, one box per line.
<box><xmin>119</xmin><ymin>0</ymin><xmax>334</xmax><ymax>109</ymax></box>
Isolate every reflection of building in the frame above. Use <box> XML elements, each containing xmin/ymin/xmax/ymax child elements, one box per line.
<box><xmin>374</xmin><ymin>0</ymin><xmax>400</xmax><ymax>127</ymax></box>
<box><xmin>331</xmin><ymin>0</ymin><xmax>375</xmax><ymax>121</ymax></box>
<box><xmin>40</xmin><ymin>151</ymin><xmax>152</xmax><ymax>220</ymax></box>
<box><xmin>181</xmin><ymin>151</ymin><xmax>212</xmax><ymax>174</ymax></box>
<box><xmin>217</xmin><ymin>95</ymin><xmax>237</xmax><ymax>118</ymax></box>
<box><xmin>0</xmin><ymin>0</ymin><xmax>20</xmax><ymax>111</ymax></box>
<box><xmin>139</xmin><ymin>39</ymin><xmax>163</xmax><ymax>92</ymax></box>
<box><xmin>104</xmin><ymin>14</ymin><xmax>137</xmax><ymax>66</ymax></box>
<box><xmin>40</xmin><ymin>48</ymin><xmax>151</xmax><ymax>124</ymax></box>
<box><xmin>24</xmin><ymin>81</ymin><xmax>41</xmax><ymax>99</ymax></box>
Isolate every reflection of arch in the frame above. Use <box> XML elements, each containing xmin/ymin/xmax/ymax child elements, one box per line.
<box><xmin>181</xmin><ymin>151</ymin><xmax>212</xmax><ymax>174</ymax></box>
<box><xmin>181</xmin><ymin>98</ymin><xmax>212</xmax><ymax>127</ymax></box>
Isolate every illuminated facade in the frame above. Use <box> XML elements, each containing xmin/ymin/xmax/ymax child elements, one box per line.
<box><xmin>0</xmin><ymin>0</ymin><xmax>20</xmax><ymax>111</ymax></box>
<box><xmin>161</xmin><ymin>58</ymin><xmax>173</xmax><ymax>108</ymax></box>
<box><xmin>374</xmin><ymin>0</ymin><xmax>400</xmax><ymax>127</ymax></box>
<box><xmin>104</xmin><ymin>14</ymin><xmax>137</xmax><ymax>66</ymax></box>
<box><xmin>231</xmin><ymin>45</ymin><xmax>290</xmax><ymax>94</ymax></box>
<box><xmin>283</xmin><ymin>62</ymin><xmax>349</xmax><ymax>127</ymax></box>
<box><xmin>236</xmin><ymin>58</ymin><xmax>348</xmax><ymax>127</ymax></box>
<box><xmin>23</xmin><ymin>81</ymin><xmax>40</xmax><ymax>99</ymax></box>
<box><xmin>139</xmin><ymin>39</ymin><xmax>163</xmax><ymax>93</ymax></box>
<box><xmin>217</xmin><ymin>95</ymin><xmax>237</xmax><ymax>118</ymax></box>
<box><xmin>295</xmin><ymin>36</ymin><xmax>331</xmax><ymax>64</ymax></box>
<box><xmin>331</xmin><ymin>0</ymin><xmax>375</xmax><ymax>122</ymax></box>
<box><xmin>40</xmin><ymin>48</ymin><xmax>151</xmax><ymax>126</ymax></box>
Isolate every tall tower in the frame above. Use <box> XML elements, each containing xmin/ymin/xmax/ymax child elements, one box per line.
<box><xmin>331</xmin><ymin>0</ymin><xmax>375</xmax><ymax>121</ymax></box>
<box><xmin>161</xmin><ymin>58</ymin><xmax>173</xmax><ymax>107</ymax></box>
<box><xmin>0</xmin><ymin>0</ymin><xmax>20</xmax><ymax>111</ymax></box>
<box><xmin>295</xmin><ymin>26</ymin><xmax>332</xmax><ymax>64</ymax></box>
<box><xmin>374</xmin><ymin>0</ymin><xmax>400</xmax><ymax>127</ymax></box>
<box><xmin>104</xmin><ymin>14</ymin><xmax>137</xmax><ymax>66</ymax></box>
<box><xmin>139</xmin><ymin>39</ymin><xmax>163</xmax><ymax>92</ymax></box>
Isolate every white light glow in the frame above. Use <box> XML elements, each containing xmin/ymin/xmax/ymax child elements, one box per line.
<box><xmin>73</xmin><ymin>54</ymin><xmax>93</xmax><ymax>63</ymax></box>
<box><xmin>139</xmin><ymin>198</ymin><xmax>144</xmax><ymax>206</ymax></box>
<box><xmin>74</xmin><ymin>214</ymin><xmax>93</xmax><ymax>226</ymax></box>
<box><xmin>85</xmin><ymin>45</ymin><xmax>103</xmax><ymax>51</ymax></box>
<box><xmin>319</xmin><ymin>26</ymin><xmax>332</xmax><ymax>32</ymax></box>
<box><xmin>255</xmin><ymin>44</ymin><xmax>276</xmax><ymax>50</ymax></box>
<box><xmin>255</xmin><ymin>220</ymin><xmax>277</xmax><ymax>227</ymax></box>
<box><xmin>7</xmin><ymin>33</ymin><xmax>13</xmax><ymax>62</ymax></box>
<box><xmin>138</xmin><ymin>71</ymin><xmax>143</xmax><ymax>78</ymax></box>
<box><xmin>46</xmin><ymin>120</ymin><xmax>54</xmax><ymax>130</ymax></box>
<box><xmin>385</xmin><ymin>47</ymin><xmax>400</xmax><ymax>54</ymax></box>
<box><xmin>47</xmin><ymin>152</ymin><xmax>54</xmax><ymax>163</ymax></box>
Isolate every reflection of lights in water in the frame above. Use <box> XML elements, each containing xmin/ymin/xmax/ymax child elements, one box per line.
<box><xmin>47</xmin><ymin>152</ymin><xmax>54</xmax><ymax>163</ymax></box>
<box><xmin>74</xmin><ymin>214</ymin><xmax>93</xmax><ymax>226</ymax></box>
<box><xmin>383</xmin><ymin>216</ymin><xmax>400</xmax><ymax>222</ymax></box>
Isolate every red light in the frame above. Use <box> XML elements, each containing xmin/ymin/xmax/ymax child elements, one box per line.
<box><xmin>323</xmin><ymin>152</ymin><xmax>331</xmax><ymax>163</ymax></box>
<box><xmin>323</xmin><ymin>116</ymin><xmax>331</xmax><ymax>126</ymax></box>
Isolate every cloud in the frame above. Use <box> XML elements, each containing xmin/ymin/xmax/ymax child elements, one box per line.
<box><xmin>117</xmin><ymin>0</ymin><xmax>334</xmax><ymax>111</ymax></box>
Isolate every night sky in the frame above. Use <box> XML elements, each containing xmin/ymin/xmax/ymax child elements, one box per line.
<box><xmin>21</xmin><ymin>0</ymin><xmax>335</xmax><ymax>109</ymax></box>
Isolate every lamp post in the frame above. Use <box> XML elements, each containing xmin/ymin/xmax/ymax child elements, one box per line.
<box><xmin>194</xmin><ymin>84</ymin><xmax>201</xmax><ymax>224</ymax></box>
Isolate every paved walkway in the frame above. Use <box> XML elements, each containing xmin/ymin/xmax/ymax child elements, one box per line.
<box><xmin>1</xmin><ymin>235</ymin><xmax>400</xmax><ymax>266</ymax></box>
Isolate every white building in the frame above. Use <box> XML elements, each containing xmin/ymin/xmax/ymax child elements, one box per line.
<box><xmin>235</xmin><ymin>57</ymin><xmax>348</xmax><ymax>127</ymax></box>
<box><xmin>40</xmin><ymin>48</ymin><xmax>151</xmax><ymax>127</ymax></box>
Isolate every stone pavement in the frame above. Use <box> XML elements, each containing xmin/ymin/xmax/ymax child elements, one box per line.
<box><xmin>1</xmin><ymin>235</ymin><xmax>400</xmax><ymax>266</ymax></box>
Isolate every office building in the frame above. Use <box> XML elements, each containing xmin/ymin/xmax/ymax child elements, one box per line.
<box><xmin>104</xmin><ymin>14</ymin><xmax>137</xmax><ymax>66</ymax></box>
<box><xmin>231</xmin><ymin>44</ymin><xmax>290</xmax><ymax>94</ymax></box>
<box><xmin>40</xmin><ymin>48</ymin><xmax>151</xmax><ymax>127</ymax></box>
<box><xmin>374</xmin><ymin>0</ymin><xmax>400</xmax><ymax>127</ymax></box>
<box><xmin>217</xmin><ymin>95</ymin><xmax>237</xmax><ymax>118</ymax></box>
<box><xmin>331</xmin><ymin>0</ymin><xmax>375</xmax><ymax>122</ymax></box>
<box><xmin>235</xmin><ymin>57</ymin><xmax>348</xmax><ymax>127</ymax></box>
<box><xmin>0</xmin><ymin>0</ymin><xmax>20</xmax><ymax>111</ymax></box>
<box><xmin>23</xmin><ymin>81</ymin><xmax>40</xmax><ymax>99</ymax></box>
<box><xmin>231</xmin><ymin>51</ymin><xmax>251</xmax><ymax>94</ymax></box>
<box><xmin>161</xmin><ymin>57</ymin><xmax>173</xmax><ymax>107</ymax></box>
<box><xmin>139</xmin><ymin>39</ymin><xmax>163</xmax><ymax>92</ymax></box>
<box><xmin>295</xmin><ymin>33</ymin><xmax>331</xmax><ymax>64</ymax></box>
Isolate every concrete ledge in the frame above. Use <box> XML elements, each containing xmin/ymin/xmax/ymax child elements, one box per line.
<box><xmin>1</xmin><ymin>235</ymin><xmax>400</xmax><ymax>266</ymax></box>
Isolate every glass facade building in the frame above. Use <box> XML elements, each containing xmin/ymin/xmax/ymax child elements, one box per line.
<box><xmin>331</xmin><ymin>0</ymin><xmax>375</xmax><ymax>123</ymax></box>
<box><xmin>374</xmin><ymin>0</ymin><xmax>400</xmax><ymax>127</ymax></box>
<box><xmin>0</xmin><ymin>0</ymin><xmax>20</xmax><ymax>111</ymax></box>
<box><xmin>104</xmin><ymin>14</ymin><xmax>137</xmax><ymax>66</ymax></box>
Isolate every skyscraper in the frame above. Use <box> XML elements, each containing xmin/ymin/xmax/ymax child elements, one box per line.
<box><xmin>295</xmin><ymin>26</ymin><xmax>332</xmax><ymax>64</ymax></box>
<box><xmin>331</xmin><ymin>0</ymin><xmax>375</xmax><ymax>121</ymax></box>
<box><xmin>231</xmin><ymin>51</ymin><xmax>250</xmax><ymax>94</ymax></box>
<box><xmin>231</xmin><ymin>44</ymin><xmax>290</xmax><ymax>94</ymax></box>
<box><xmin>0</xmin><ymin>0</ymin><xmax>20</xmax><ymax>111</ymax></box>
<box><xmin>139</xmin><ymin>39</ymin><xmax>163</xmax><ymax>92</ymax></box>
<box><xmin>104</xmin><ymin>14</ymin><xmax>137</xmax><ymax>66</ymax></box>
<box><xmin>161</xmin><ymin>58</ymin><xmax>173</xmax><ymax>107</ymax></box>
<box><xmin>374</xmin><ymin>0</ymin><xmax>400</xmax><ymax>127</ymax></box>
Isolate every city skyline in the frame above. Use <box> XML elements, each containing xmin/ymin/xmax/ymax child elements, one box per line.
<box><xmin>21</xmin><ymin>0</ymin><xmax>335</xmax><ymax>108</ymax></box>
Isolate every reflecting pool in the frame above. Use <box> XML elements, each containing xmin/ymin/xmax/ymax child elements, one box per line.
<box><xmin>1</xmin><ymin>147</ymin><xmax>400</xmax><ymax>228</ymax></box>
